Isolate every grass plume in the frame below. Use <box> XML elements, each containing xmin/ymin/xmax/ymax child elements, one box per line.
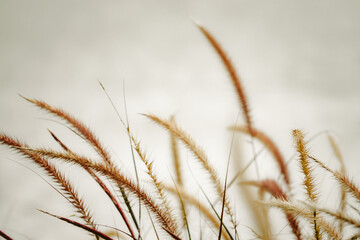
<box><xmin>1</xmin><ymin>23</ymin><xmax>357</xmax><ymax>240</ymax></box>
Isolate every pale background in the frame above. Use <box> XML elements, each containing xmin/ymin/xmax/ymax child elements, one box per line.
<box><xmin>1</xmin><ymin>0</ymin><xmax>360</xmax><ymax>239</ymax></box>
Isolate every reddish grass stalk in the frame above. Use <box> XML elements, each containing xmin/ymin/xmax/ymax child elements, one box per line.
<box><xmin>232</xmin><ymin>126</ymin><xmax>290</xmax><ymax>186</ymax></box>
<box><xmin>40</xmin><ymin>210</ymin><xmax>116</xmax><ymax>240</ymax></box>
<box><xmin>22</xmin><ymin>96</ymin><xmax>112</xmax><ymax>165</ymax></box>
<box><xmin>0</xmin><ymin>134</ymin><xmax>97</xmax><ymax>231</ymax></box>
<box><xmin>47</xmin><ymin>131</ymin><xmax>137</xmax><ymax>239</ymax></box>
<box><xmin>92</xmin><ymin>164</ymin><xmax>181</xmax><ymax>240</ymax></box>
<box><xmin>86</xmin><ymin>167</ymin><xmax>136</xmax><ymax>239</ymax></box>
<box><xmin>243</xmin><ymin>179</ymin><xmax>302</xmax><ymax>240</ymax></box>
<box><xmin>48</xmin><ymin>129</ymin><xmax>72</xmax><ymax>152</ymax></box>
<box><xmin>0</xmin><ymin>230</ymin><xmax>13</xmax><ymax>240</ymax></box>
<box><xmin>195</xmin><ymin>23</ymin><xmax>253</xmax><ymax>135</ymax></box>
<box><xmin>144</xmin><ymin>114</ymin><xmax>236</xmax><ymax>229</ymax></box>
<box><xmin>27</xmin><ymin>148</ymin><xmax>181</xmax><ymax>240</ymax></box>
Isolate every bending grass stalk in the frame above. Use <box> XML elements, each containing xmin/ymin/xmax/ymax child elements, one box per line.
<box><xmin>99</xmin><ymin>81</ymin><xmax>143</xmax><ymax>236</ymax></box>
<box><xmin>170</xmin><ymin>116</ymin><xmax>183</xmax><ymax>187</ymax></box>
<box><xmin>230</xmin><ymin>134</ymin><xmax>273</xmax><ymax>239</ymax></box>
<box><xmin>227</xmin><ymin>149</ymin><xmax>264</xmax><ymax>188</ymax></box>
<box><xmin>121</xmin><ymin>81</ymin><xmax>143</xmax><ymax>237</ymax></box>
<box><xmin>0</xmin><ymin>134</ymin><xmax>98</xmax><ymax>233</ymax></box>
<box><xmin>171</xmin><ymin>182</ymin><xmax>192</xmax><ymax>240</ymax></box>
<box><xmin>28</xmin><ymin>97</ymin><xmax>140</xmax><ymax>234</ymax></box>
<box><xmin>259</xmin><ymin>189</ymin><xmax>273</xmax><ymax>240</ymax></box>
<box><xmin>193</xmin><ymin>23</ymin><xmax>253</xmax><ymax>136</ymax></box>
<box><xmin>309</xmin><ymin>156</ymin><xmax>360</xmax><ymax>203</ymax></box>
<box><xmin>315</xmin><ymin>218</ymin><xmax>343</xmax><ymax>240</ymax></box>
<box><xmin>27</xmin><ymin>94</ymin><xmax>139</xmax><ymax>236</ymax></box>
<box><xmin>0</xmin><ymin>230</ymin><xmax>13</xmax><ymax>240</ymax></box>
<box><xmin>194</xmin><ymin>22</ymin><xmax>260</xmax><ymax>188</ymax></box>
<box><xmin>143</xmin><ymin>114</ymin><xmax>236</xmax><ymax>229</ymax></box>
<box><xmin>21</xmin><ymin>96</ymin><xmax>112</xmax><ymax>165</ymax></box>
<box><xmin>25</xmin><ymin>148</ymin><xmax>181</xmax><ymax>240</ymax></box>
<box><xmin>319</xmin><ymin>208</ymin><xmax>360</xmax><ymax>228</ymax></box>
<box><xmin>146</xmin><ymin>208</ymin><xmax>160</xmax><ymax>240</ymax></box>
<box><xmin>218</xmin><ymin>143</ymin><xmax>232</xmax><ymax>240</ymax></box>
<box><xmin>88</xmin><ymin>165</ymin><xmax>181</xmax><ymax>240</ymax></box>
<box><xmin>47</xmin><ymin>129</ymin><xmax>136</xmax><ymax>239</ymax></box>
<box><xmin>39</xmin><ymin>210</ymin><xmax>115</xmax><ymax>240</ymax></box>
<box><xmin>241</xmin><ymin>180</ymin><xmax>302</xmax><ymax>240</ymax></box>
<box><xmin>195</xmin><ymin>177</ymin><xmax>234</xmax><ymax>240</ymax></box>
<box><xmin>230</xmin><ymin>126</ymin><xmax>290</xmax><ymax>187</ymax></box>
<box><xmin>327</xmin><ymin>134</ymin><xmax>347</xmax><ymax>233</ymax></box>
<box><xmin>267</xmin><ymin>200</ymin><xmax>341</xmax><ymax>240</ymax></box>
<box><xmin>129</xmin><ymin>133</ymin><xmax>173</xmax><ymax>218</ymax></box>
<box><xmin>164</xmin><ymin>185</ymin><xmax>231</xmax><ymax>240</ymax></box>
<box><xmin>169</xmin><ymin>116</ymin><xmax>188</xmax><ymax>230</ymax></box>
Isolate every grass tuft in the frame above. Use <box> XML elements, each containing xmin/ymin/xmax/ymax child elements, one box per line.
<box><xmin>1</xmin><ymin>24</ymin><xmax>357</xmax><ymax>240</ymax></box>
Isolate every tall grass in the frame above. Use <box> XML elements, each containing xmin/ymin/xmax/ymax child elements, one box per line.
<box><xmin>0</xmin><ymin>23</ymin><xmax>358</xmax><ymax>240</ymax></box>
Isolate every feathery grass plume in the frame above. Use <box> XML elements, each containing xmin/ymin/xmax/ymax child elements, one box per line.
<box><xmin>35</xmin><ymin>129</ymin><xmax>136</xmax><ymax>239</ymax></box>
<box><xmin>0</xmin><ymin>134</ymin><xmax>98</xmax><ymax>233</ymax></box>
<box><xmin>315</xmin><ymin>218</ymin><xmax>343</xmax><ymax>240</ymax></box>
<box><xmin>309</xmin><ymin>156</ymin><xmax>360</xmax><ymax>204</ymax></box>
<box><xmin>143</xmin><ymin>114</ymin><xmax>236</xmax><ymax>229</ymax></box>
<box><xmin>328</xmin><ymin>133</ymin><xmax>347</xmax><ymax>234</ymax></box>
<box><xmin>31</xmin><ymin>95</ymin><xmax>139</xmax><ymax>236</ymax></box>
<box><xmin>292</xmin><ymin>130</ymin><xmax>318</xmax><ymax>203</ymax></box>
<box><xmin>231</xmin><ymin>126</ymin><xmax>290</xmax><ymax>186</ymax></box>
<box><xmin>26</xmin><ymin>147</ymin><xmax>180</xmax><ymax>239</ymax></box>
<box><xmin>129</xmin><ymin>132</ymin><xmax>173</xmax><ymax>218</ymax></box>
<box><xmin>51</xmin><ymin>134</ymin><xmax>137</xmax><ymax>239</ymax></box>
<box><xmin>292</xmin><ymin>129</ymin><xmax>321</xmax><ymax>240</ymax></box>
<box><xmin>169</xmin><ymin>116</ymin><xmax>188</xmax><ymax>231</ymax></box>
<box><xmin>93</xmin><ymin>164</ymin><xmax>181</xmax><ymax>240</ymax></box>
<box><xmin>241</xmin><ymin>179</ymin><xmax>302</xmax><ymax>240</ymax></box>
<box><xmin>265</xmin><ymin>199</ymin><xmax>313</xmax><ymax>220</ymax></box>
<box><xmin>170</xmin><ymin>116</ymin><xmax>183</xmax><ymax>187</ymax></box>
<box><xmin>164</xmin><ymin>185</ymin><xmax>232</xmax><ymax>240</ymax></box>
<box><xmin>272</xmin><ymin>200</ymin><xmax>342</xmax><ymax>240</ymax></box>
<box><xmin>21</xmin><ymin>96</ymin><xmax>112</xmax><ymax>165</ymax></box>
<box><xmin>194</xmin><ymin>22</ymin><xmax>253</xmax><ymax>136</ymax></box>
<box><xmin>317</xmin><ymin>207</ymin><xmax>360</xmax><ymax>229</ymax></box>
<box><xmin>28</xmin><ymin>147</ymin><xmax>181</xmax><ymax>240</ymax></box>
<box><xmin>100</xmin><ymin>81</ymin><xmax>151</xmax><ymax>237</ymax></box>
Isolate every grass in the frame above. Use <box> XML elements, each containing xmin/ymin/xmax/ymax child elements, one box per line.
<box><xmin>0</xmin><ymin>23</ymin><xmax>359</xmax><ymax>240</ymax></box>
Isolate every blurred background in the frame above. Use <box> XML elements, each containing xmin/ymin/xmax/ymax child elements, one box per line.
<box><xmin>1</xmin><ymin>0</ymin><xmax>360</xmax><ymax>239</ymax></box>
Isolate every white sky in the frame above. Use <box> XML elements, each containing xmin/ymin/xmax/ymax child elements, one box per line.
<box><xmin>1</xmin><ymin>1</ymin><xmax>360</xmax><ymax>239</ymax></box>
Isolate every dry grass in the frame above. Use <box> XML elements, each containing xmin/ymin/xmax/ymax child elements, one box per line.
<box><xmin>0</xmin><ymin>23</ymin><xmax>358</xmax><ymax>240</ymax></box>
